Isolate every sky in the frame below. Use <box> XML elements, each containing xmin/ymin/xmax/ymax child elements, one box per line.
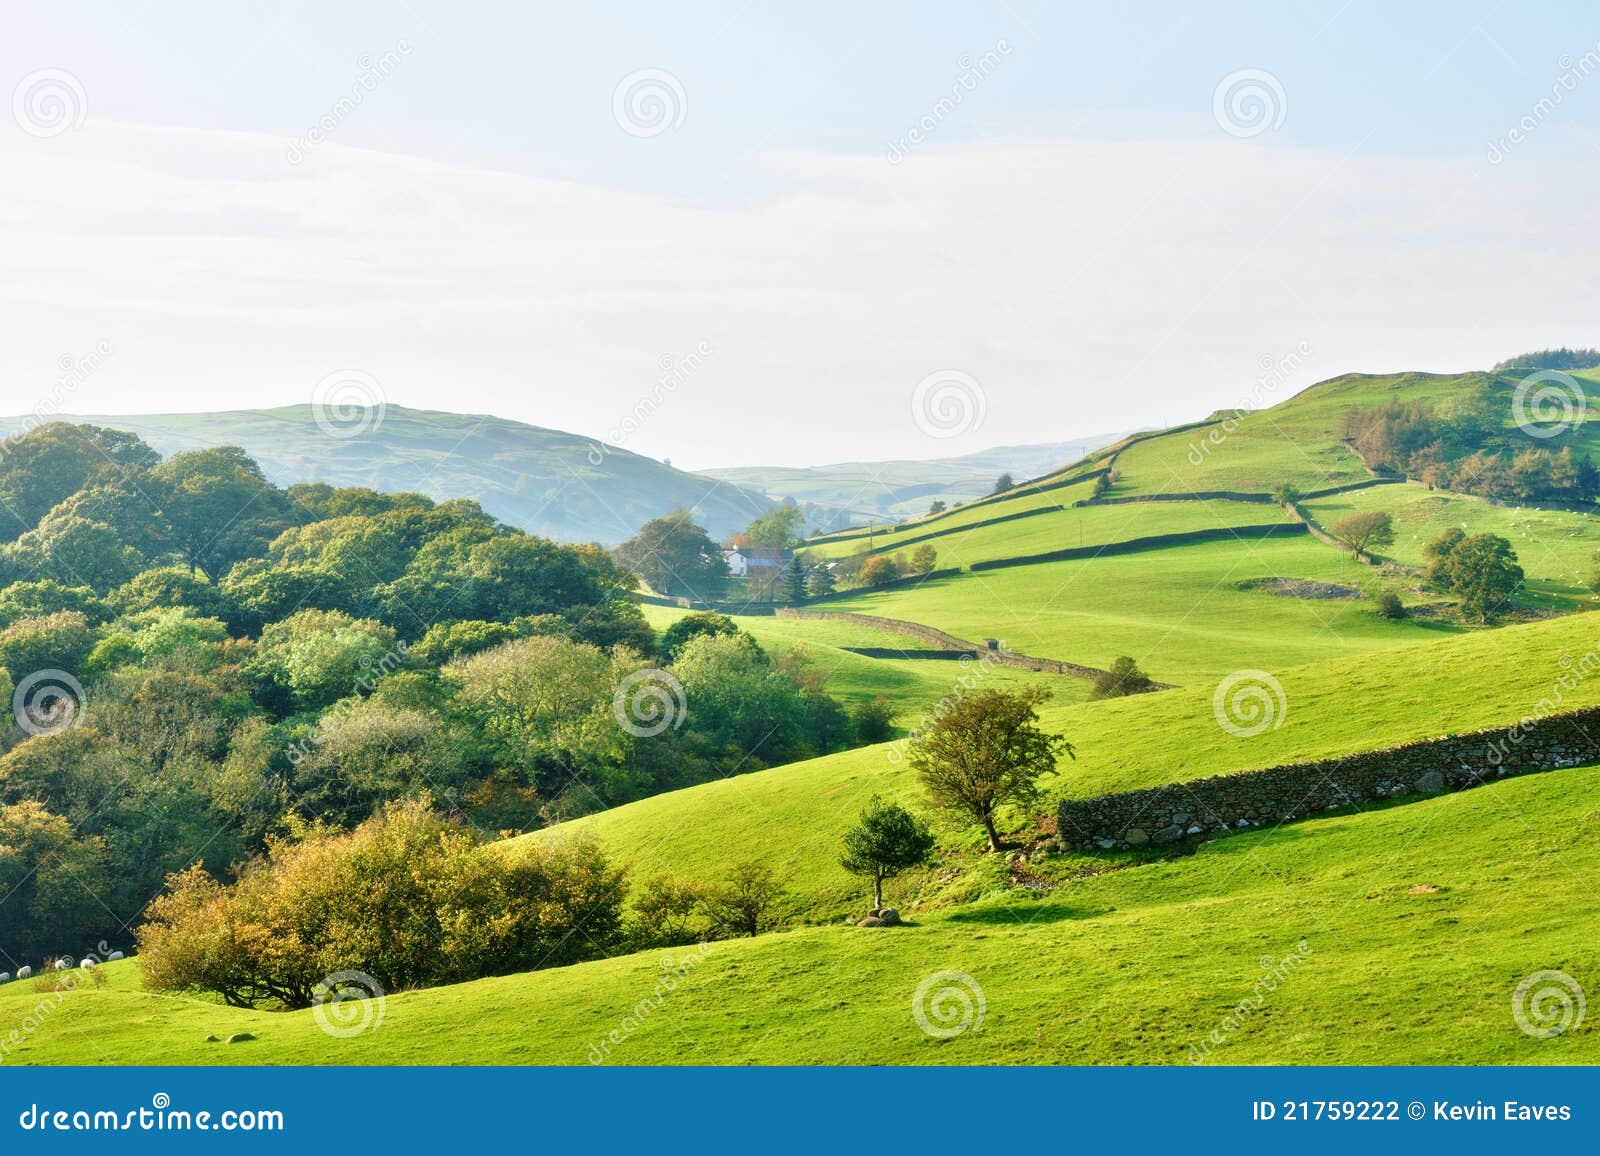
<box><xmin>3</xmin><ymin>1</ymin><xmax>1600</xmax><ymax>469</ymax></box>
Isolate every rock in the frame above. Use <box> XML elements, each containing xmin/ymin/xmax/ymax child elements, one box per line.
<box><xmin>1123</xmin><ymin>828</ymin><xmax>1149</xmax><ymax>845</ymax></box>
<box><xmin>1152</xmin><ymin>825</ymin><xmax>1183</xmax><ymax>844</ymax></box>
<box><xmin>1236</xmin><ymin>819</ymin><xmax>1250</xmax><ymax>827</ymax></box>
<box><xmin>1414</xmin><ymin>770</ymin><xmax>1445</xmax><ymax>794</ymax></box>
<box><xmin>878</xmin><ymin>908</ymin><xmax>901</xmax><ymax>926</ymax></box>
<box><xmin>1095</xmin><ymin>838</ymin><xmax>1117</xmax><ymax>850</ymax></box>
<box><xmin>858</xmin><ymin>916</ymin><xmax>887</xmax><ymax>927</ymax></box>
<box><xmin>225</xmin><ymin>1032</ymin><xmax>255</xmax><ymax>1044</ymax></box>
<box><xmin>1186</xmin><ymin>825</ymin><xmax>1203</xmax><ymax>835</ymax></box>
<box><xmin>204</xmin><ymin>1035</ymin><xmax>218</xmax><ymax>1043</ymax></box>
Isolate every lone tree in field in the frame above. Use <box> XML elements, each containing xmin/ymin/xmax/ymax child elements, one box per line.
<box><xmin>1089</xmin><ymin>655</ymin><xmax>1153</xmax><ymax>700</ymax></box>
<box><xmin>1330</xmin><ymin>510</ymin><xmax>1395</xmax><ymax>561</ymax></box>
<box><xmin>702</xmin><ymin>860</ymin><xmax>786</xmax><ymax>938</ymax></box>
<box><xmin>992</xmin><ymin>472</ymin><xmax>1015</xmax><ymax>495</ymax></box>
<box><xmin>907</xmin><ymin>687</ymin><xmax>1073</xmax><ymax>852</ymax></box>
<box><xmin>839</xmin><ymin>796</ymin><xmax>936</xmax><ymax>910</ymax></box>
<box><xmin>1440</xmin><ymin>532</ymin><xmax>1524</xmax><ymax>622</ymax></box>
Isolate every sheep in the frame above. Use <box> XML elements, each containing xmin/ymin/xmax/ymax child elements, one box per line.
<box><xmin>53</xmin><ymin>958</ymin><xmax>71</xmax><ymax>972</ymax></box>
<box><xmin>80</xmin><ymin>959</ymin><xmax>97</xmax><ymax>972</ymax></box>
<box><xmin>106</xmin><ymin>950</ymin><xmax>124</xmax><ymax>961</ymax></box>
<box><xmin>0</xmin><ymin>972</ymin><xmax>9</xmax><ymax>984</ymax></box>
<box><xmin>17</xmin><ymin>966</ymin><xmax>32</xmax><ymax>979</ymax></box>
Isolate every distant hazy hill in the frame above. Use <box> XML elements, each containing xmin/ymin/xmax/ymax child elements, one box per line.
<box><xmin>0</xmin><ymin>405</ymin><xmax>773</xmax><ymax>545</ymax></box>
<box><xmin>701</xmin><ymin>433</ymin><xmax>1135</xmax><ymax>527</ymax></box>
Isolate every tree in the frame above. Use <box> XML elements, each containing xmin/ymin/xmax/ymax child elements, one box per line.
<box><xmin>1330</xmin><ymin>510</ymin><xmax>1395</xmax><ymax>561</ymax></box>
<box><xmin>615</xmin><ymin>510</ymin><xmax>725</xmax><ymax>599</ymax></box>
<box><xmin>744</xmin><ymin>505</ymin><xmax>804</xmax><ymax>549</ymax></box>
<box><xmin>659</xmin><ymin>611</ymin><xmax>739</xmax><ymax>662</ymax></box>
<box><xmin>784</xmin><ymin>554</ymin><xmax>808</xmax><ymax>603</ymax></box>
<box><xmin>1089</xmin><ymin>656</ymin><xmax>1154</xmax><ymax>700</ymax></box>
<box><xmin>992</xmin><ymin>473</ymin><xmax>1015</xmax><ymax>495</ymax></box>
<box><xmin>0</xmin><ymin>800</ymin><xmax>111</xmax><ymax>960</ymax></box>
<box><xmin>851</xmin><ymin>694</ymin><xmax>895</xmax><ymax>743</ymax></box>
<box><xmin>839</xmin><ymin>797</ymin><xmax>935</xmax><ymax>910</ymax></box>
<box><xmin>1441</xmin><ymin>533</ymin><xmax>1524</xmax><ymax>622</ymax></box>
<box><xmin>1376</xmin><ymin>590</ymin><xmax>1407</xmax><ymax>619</ymax></box>
<box><xmin>907</xmin><ymin>687</ymin><xmax>1072</xmax><ymax>852</ymax></box>
<box><xmin>806</xmin><ymin>564</ymin><xmax>837</xmax><ymax>597</ymax></box>
<box><xmin>928</xmin><ymin>500</ymin><xmax>947</xmax><ymax>516</ymax></box>
<box><xmin>1422</xmin><ymin>527</ymin><xmax>1465</xmax><ymax>586</ymax></box>
<box><xmin>859</xmin><ymin>554</ymin><xmax>902</xmax><ymax>586</ymax></box>
<box><xmin>909</xmin><ymin>544</ymin><xmax>938</xmax><ymax>575</ymax></box>
<box><xmin>701</xmin><ymin>860</ymin><xmax>785</xmax><ymax>937</ymax></box>
<box><xmin>1271</xmin><ymin>483</ymin><xmax>1303</xmax><ymax>507</ymax></box>
<box><xmin>152</xmin><ymin>447</ymin><xmax>294</xmax><ymax>580</ymax></box>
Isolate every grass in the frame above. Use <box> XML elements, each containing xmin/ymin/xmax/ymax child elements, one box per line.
<box><xmin>1305</xmin><ymin>481</ymin><xmax>1600</xmax><ymax>610</ymax></box>
<box><xmin>639</xmin><ymin>603</ymin><xmax>1084</xmax><ymax>718</ymax></box>
<box><xmin>10</xmin><ymin>757</ymin><xmax>1598</xmax><ymax>1065</ymax></box>
<box><xmin>819</xmin><ymin>534</ymin><xmax>1452</xmax><ymax>684</ymax></box>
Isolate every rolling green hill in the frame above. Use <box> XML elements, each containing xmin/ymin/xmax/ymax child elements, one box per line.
<box><xmin>0</xmin><ymin>406</ymin><xmax>775</xmax><ymax>545</ymax></box>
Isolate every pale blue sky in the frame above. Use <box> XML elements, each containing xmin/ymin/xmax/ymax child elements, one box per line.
<box><xmin>4</xmin><ymin>2</ymin><xmax>1599</xmax><ymax>466</ymax></box>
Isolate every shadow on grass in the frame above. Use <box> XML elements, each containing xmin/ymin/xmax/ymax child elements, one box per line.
<box><xmin>944</xmin><ymin>902</ymin><xmax>1111</xmax><ymax>926</ymax></box>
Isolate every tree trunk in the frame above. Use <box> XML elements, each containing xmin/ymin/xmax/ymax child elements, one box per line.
<box><xmin>982</xmin><ymin>815</ymin><xmax>1002</xmax><ymax>852</ymax></box>
<box><xmin>873</xmin><ymin>874</ymin><xmax>884</xmax><ymax>909</ymax></box>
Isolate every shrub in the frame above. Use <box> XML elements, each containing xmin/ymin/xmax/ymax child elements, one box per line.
<box><xmin>1089</xmin><ymin>655</ymin><xmax>1154</xmax><ymax>699</ymax></box>
<box><xmin>702</xmin><ymin>860</ymin><xmax>786</xmax><ymax>938</ymax></box>
<box><xmin>1376</xmin><ymin>591</ymin><xmax>1407</xmax><ymax>620</ymax></box>
<box><xmin>628</xmin><ymin>873</ymin><xmax>708</xmax><ymax>947</ymax></box>
<box><xmin>909</xmin><ymin>544</ymin><xmax>938</xmax><ymax>575</ymax></box>
<box><xmin>859</xmin><ymin>555</ymin><xmax>902</xmax><ymax>586</ymax></box>
<box><xmin>1272</xmin><ymin>483</ymin><xmax>1303</xmax><ymax>507</ymax></box>
<box><xmin>659</xmin><ymin>611</ymin><xmax>738</xmax><ymax>662</ymax></box>
<box><xmin>852</xmin><ymin>694</ymin><xmax>896</xmax><ymax>744</ymax></box>
<box><xmin>137</xmin><ymin>799</ymin><xmax>626</xmax><ymax>1008</ymax></box>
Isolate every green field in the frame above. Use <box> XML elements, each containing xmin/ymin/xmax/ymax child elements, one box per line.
<box><xmin>11</xmin><ymin>754</ymin><xmax>1596</xmax><ymax>1065</ymax></box>
<box><xmin>820</xmin><ymin>535</ymin><xmax>1449</xmax><ymax>684</ymax></box>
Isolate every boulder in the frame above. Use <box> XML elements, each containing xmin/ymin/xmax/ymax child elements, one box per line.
<box><xmin>1152</xmin><ymin>825</ymin><xmax>1183</xmax><ymax>844</ymax></box>
<box><xmin>1414</xmin><ymin>770</ymin><xmax>1445</xmax><ymax>794</ymax></box>
<box><xmin>225</xmin><ymin>1032</ymin><xmax>255</xmax><ymax>1044</ymax></box>
<box><xmin>1123</xmin><ymin>828</ymin><xmax>1149</xmax><ymax>845</ymax></box>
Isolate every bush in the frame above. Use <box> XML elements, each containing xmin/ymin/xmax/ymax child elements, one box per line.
<box><xmin>1271</xmin><ymin>483</ymin><xmax>1303</xmax><ymax>507</ymax></box>
<box><xmin>859</xmin><ymin>555</ymin><xmax>902</xmax><ymax>586</ymax></box>
<box><xmin>1376</xmin><ymin>591</ymin><xmax>1407</xmax><ymax>619</ymax></box>
<box><xmin>136</xmin><ymin>799</ymin><xmax>626</xmax><ymax>1007</ymax></box>
<box><xmin>1089</xmin><ymin>655</ymin><xmax>1154</xmax><ymax>699</ymax></box>
<box><xmin>852</xmin><ymin>694</ymin><xmax>896</xmax><ymax>744</ymax></box>
<box><xmin>627</xmin><ymin>873</ymin><xmax>708</xmax><ymax>947</ymax></box>
<box><xmin>702</xmin><ymin>860</ymin><xmax>786</xmax><ymax>938</ymax></box>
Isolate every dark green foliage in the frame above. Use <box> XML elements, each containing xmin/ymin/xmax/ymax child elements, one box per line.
<box><xmin>1438</xmin><ymin>533</ymin><xmax>1524</xmax><ymax>622</ymax></box>
<box><xmin>1492</xmin><ymin>347</ymin><xmax>1600</xmax><ymax>372</ymax></box>
<box><xmin>839</xmin><ymin>796</ymin><xmax>935</xmax><ymax>908</ymax></box>
<box><xmin>615</xmin><ymin>509</ymin><xmax>726</xmax><ymax>599</ymax></box>
<box><xmin>660</xmin><ymin>611</ymin><xmax>738</xmax><ymax>661</ymax></box>
<box><xmin>1089</xmin><ymin>655</ymin><xmax>1154</xmax><ymax>700</ymax></box>
<box><xmin>851</xmin><ymin>694</ymin><xmax>896</xmax><ymax>743</ymax></box>
<box><xmin>992</xmin><ymin>473</ymin><xmax>1015</xmax><ymax>495</ymax></box>
<box><xmin>785</xmin><ymin>555</ymin><xmax>808</xmax><ymax>603</ymax></box>
<box><xmin>1376</xmin><ymin>590</ymin><xmax>1407</xmax><ymax>620</ymax></box>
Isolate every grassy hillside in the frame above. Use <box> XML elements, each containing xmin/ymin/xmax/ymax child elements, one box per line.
<box><xmin>821</xmin><ymin>535</ymin><xmax>1445</xmax><ymax>684</ymax></box>
<box><xmin>0</xmin><ymin>406</ymin><xmax>774</xmax><ymax>545</ymax></box>
<box><xmin>12</xmin><ymin>756</ymin><xmax>1597</xmax><ymax>1065</ymax></box>
<box><xmin>507</xmin><ymin>611</ymin><xmax>1600</xmax><ymax>921</ymax></box>
<box><xmin>639</xmin><ymin>604</ymin><xmax>1085</xmax><ymax>717</ymax></box>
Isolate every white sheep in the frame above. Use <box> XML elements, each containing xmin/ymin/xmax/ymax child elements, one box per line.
<box><xmin>17</xmin><ymin>966</ymin><xmax>32</xmax><ymax>979</ymax></box>
<box><xmin>53</xmin><ymin>958</ymin><xmax>71</xmax><ymax>971</ymax></box>
<box><xmin>0</xmin><ymin>972</ymin><xmax>9</xmax><ymax>983</ymax></box>
<box><xmin>81</xmin><ymin>959</ymin><xmax>97</xmax><ymax>972</ymax></box>
<box><xmin>106</xmin><ymin>950</ymin><xmax>124</xmax><ymax>961</ymax></box>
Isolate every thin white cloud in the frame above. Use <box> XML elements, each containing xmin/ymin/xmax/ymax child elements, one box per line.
<box><xmin>0</xmin><ymin>120</ymin><xmax>1593</xmax><ymax>468</ymax></box>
